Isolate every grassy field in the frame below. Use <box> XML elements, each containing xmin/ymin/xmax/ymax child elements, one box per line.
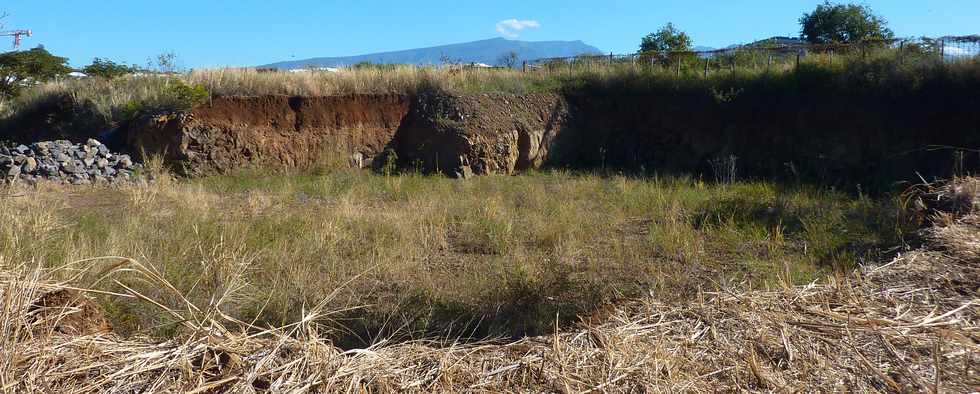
<box><xmin>0</xmin><ymin>169</ymin><xmax>911</xmax><ymax>346</ymax></box>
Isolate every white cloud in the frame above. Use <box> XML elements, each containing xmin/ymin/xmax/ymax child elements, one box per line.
<box><xmin>496</xmin><ymin>19</ymin><xmax>541</xmax><ymax>39</ymax></box>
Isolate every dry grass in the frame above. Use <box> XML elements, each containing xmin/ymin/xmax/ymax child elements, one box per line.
<box><xmin>3</xmin><ymin>49</ymin><xmax>974</xmax><ymax>124</ymax></box>
<box><xmin>1</xmin><ymin>66</ymin><xmax>558</xmax><ymax>121</ymax></box>
<box><xmin>0</xmin><ymin>177</ymin><xmax>975</xmax><ymax>392</ymax></box>
<box><xmin>0</xmin><ymin>171</ymin><xmax>904</xmax><ymax>345</ymax></box>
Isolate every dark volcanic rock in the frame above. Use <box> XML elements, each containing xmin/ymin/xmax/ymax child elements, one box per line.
<box><xmin>1</xmin><ymin>139</ymin><xmax>142</xmax><ymax>184</ymax></box>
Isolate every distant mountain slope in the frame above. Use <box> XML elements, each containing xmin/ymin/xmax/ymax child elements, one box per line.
<box><xmin>259</xmin><ymin>38</ymin><xmax>603</xmax><ymax>69</ymax></box>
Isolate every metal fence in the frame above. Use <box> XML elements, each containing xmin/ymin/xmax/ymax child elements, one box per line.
<box><xmin>523</xmin><ymin>35</ymin><xmax>980</xmax><ymax>72</ymax></box>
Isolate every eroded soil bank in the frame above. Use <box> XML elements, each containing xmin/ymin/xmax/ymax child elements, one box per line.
<box><xmin>382</xmin><ymin>87</ymin><xmax>979</xmax><ymax>187</ymax></box>
<box><xmin>123</xmin><ymin>94</ymin><xmax>410</xmax><ymax>175</ymax></box>
<box><xmin>7</xmin><ymin>83</ymin><xmax>979</xmax><ymax>185</ymax></box>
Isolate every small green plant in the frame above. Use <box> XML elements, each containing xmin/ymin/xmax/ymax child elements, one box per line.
<box><xmin>710</xmin><ymin>86</ymin><xmax>743</xmax><ymax>104</ymax></box>
<box><xmin>165</xmin><ymin>81</ymin><xmax>209</xmax><ymax>108</ymax></box>
<box><xmin>381</xmin><ymin>148</ymin><xmax>398</xmax><ymax>177</ymax></box>
<box><xmin>119</xmin><ymin>100</ymin><xmax>144</xmax><ymax>122</ymax></box>
<box><xmin>112</xmin><ymin>80</ymin><xmax>208</xmax><ymax>121</ymax></box>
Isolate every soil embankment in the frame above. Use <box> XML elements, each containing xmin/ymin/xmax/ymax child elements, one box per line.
<box><xmin>381</xmin><ymin>82</ymin><xmax>979</xmax><ymax>185</ymax></box>
<box><xmin>6</xmin><ymin>79</ymin><xmax>979</xmax><ymax>185</ymax></box>
<box><xmin>551</xmin><ymin>85</ymin><xmax>980</xmax><ymax>185</ymax></box>
<box><xmin>124</xmin><ymin>94</ymin><xmax>410</xmax><ymax>175</ymax></box>
<box><xmin>379</xmin><ymin>92</ymin><xmax>569</xmax><ymax>177</ymax></box>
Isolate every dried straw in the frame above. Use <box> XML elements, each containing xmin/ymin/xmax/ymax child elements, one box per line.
<box><xmin>1</xmin><ymin>180</ymin><xmax>977</xmax><ymax>393</ymax></box>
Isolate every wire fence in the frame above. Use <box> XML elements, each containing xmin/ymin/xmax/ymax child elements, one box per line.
<box><xmin>521</xmin><ymin>36</ymin><xmax>980</xmax><ymax>73</ymax></box>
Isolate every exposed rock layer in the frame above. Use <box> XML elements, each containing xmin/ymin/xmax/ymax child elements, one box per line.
<box><xmin>380</xmin><ymin>92</ymin><xmax>569</xmax><ymax>177</ymax></box>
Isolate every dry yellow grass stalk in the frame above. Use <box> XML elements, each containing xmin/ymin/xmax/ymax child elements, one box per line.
<box><xmin>1</xmin><ymin>178</ymin><xmax>977</xmax><ymax>392</ymax></box>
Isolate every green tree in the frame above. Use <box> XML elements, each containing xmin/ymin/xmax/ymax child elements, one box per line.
<box><xmin>82</xmin><ymin>58</ymin><xmax>137</xmax><ymax>79</ymax></box>
<box><xmin>639</xmin><ymin>23</ymin><xmax>693</xmax><ymax>53</ymax></box>
<box><xmin>800</xmin><ymin>2</ymin><xmax>894</xmax><ymax>44</ymax></box>
<box><xmin>0</xmin><ymin>46</ymin><xmax>71</xmax><ymax>97</ymax></box>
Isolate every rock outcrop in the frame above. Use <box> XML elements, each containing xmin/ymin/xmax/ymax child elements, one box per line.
<box><xmin>379</xmin><ymin>92</ymin><xmax>569</xmax><ymax>177</ymax></box>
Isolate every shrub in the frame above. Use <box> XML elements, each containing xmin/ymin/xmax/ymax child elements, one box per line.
<box><xmin>82</xmin><ymin>58</ymin><xmax>139</xmax><ymax>79</ymax></box>
<box><xmin>165</xmin><ymin>81</ymin><xmax>209</xmax><ymax>108</ymax></box>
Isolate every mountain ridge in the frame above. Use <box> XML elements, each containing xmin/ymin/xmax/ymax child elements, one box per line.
<box><xmin>259</xmin><ymin>38</ymin><xmax>603</xmax><ymax>69</ymax></box>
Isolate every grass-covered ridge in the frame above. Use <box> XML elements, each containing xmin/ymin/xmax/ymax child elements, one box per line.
<box><xmin>0</xmin><ymin>170</ymin><xmax>912</xmax><ymax>345</ymax></box>
<box><xmin>2</xmin><ymin>46</ymin><xmax>975</xmax><ymax>126</ymax></box>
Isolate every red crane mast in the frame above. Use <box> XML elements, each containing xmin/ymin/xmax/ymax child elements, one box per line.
<box><xmin>0</xmin><ymin>29</ymin><xmax>31</xmax><ymax>49</ymax></box>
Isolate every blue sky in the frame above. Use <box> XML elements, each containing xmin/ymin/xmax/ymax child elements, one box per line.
<box><xmin>1</xmin><ymin>0</ymin><xmax>976</xmax><ymax>68</ymax></box>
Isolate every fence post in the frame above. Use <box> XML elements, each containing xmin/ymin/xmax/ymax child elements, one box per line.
<box><xmin>940</xmin><ymin>39</ymin><xmax>945</xmax><ymax>62</ymax></box>
<box><xmin>522</xmin><ymin>61</ymin><xmax>527</xmax><ymax>72</ymax></box>
<box><xmin>609</xmin><ymin>52</ymin><xmax>614</xmax><ymax>66</ymax></box>
<box><xmin>674</xmin><ymin>58</ymin><xmax>680</xmax><ymax>77</ymax></box>
<box><xmin>704</xmin><ymin>58</ymin><xmax>709</xmax><ymax>79</ymax></box>
<box><xmin>796</xmin><ymin>50</ymin><xmax>801</xmax><ymax>72</ymax></box>
<box><xmin>899</xmin><ymin>41</ymin><xmax>905</xmax><ymax>64</ymax></box>
<box><xmin>767</xmin><ymin>54</ymin><xmax>772</xmax><ymax>74</ymax></box>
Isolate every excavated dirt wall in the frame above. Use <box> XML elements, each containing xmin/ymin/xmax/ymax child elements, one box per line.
<box><xmin>379</xmin><ymin>86</ymin><xmax>979</xmax><ymax>186</ymax></box>
<box><xmin>87</xmin><ymin>81</ymin><xmax>980</xmax><ymax>185</ymax></box>
<box><xmin>550</xmin><ymin>87</ymin><xmax>980</xmax><ymax>185</ymax></box>
<box><xmin>379</xmin><ymin>92</ymin><xmax>570</xmax><ymax>177</ymax></box>
<box><xmin>124</xmin><ymin>95</ymin><xmax>410</xmax><ymax>175</ymax></box>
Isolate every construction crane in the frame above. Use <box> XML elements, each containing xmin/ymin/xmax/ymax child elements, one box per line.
<box><xmin>0</xmin><ymin>29</ymin><xmax>31</xmax><ymax>49</ymax></box>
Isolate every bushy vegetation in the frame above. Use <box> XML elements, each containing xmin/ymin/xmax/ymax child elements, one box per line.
<box><xmin>639</xmin><ymin>22</ymin><xmax>692</xmax><ymax>53</ymax></box>
<box><xmin>81</xmin><ymin>58</ymin><xmax>142</xmax><ymax>79</ymax></box>
<box><xmin>0</xmin><ymin>170</ymin><xmax>911</xmax><ymax>345</ymax></box>
<box><xmin>0</xmin><ymin>46</ymin><xmax>71</xmax><ymax>99</ymax></box>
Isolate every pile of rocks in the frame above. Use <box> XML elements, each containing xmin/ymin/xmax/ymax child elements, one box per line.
<box><xmin>1</xmin><ymin>139</ymin><xmax>142</xmax><ymax>185</ymax></box>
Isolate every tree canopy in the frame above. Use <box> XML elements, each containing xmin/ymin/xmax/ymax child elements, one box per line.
<box><xmin>82</xmin><ymin>58</ymin><xmax>138</xmax><ymax>79</ymax></box>
<box><xmin>640</xmin><ymin>23</ymin><xmax>693</xmax><ymax>53</ymax></box>
<box><xmin>0</xmin><ymin>46</ymin><xmax>72</xmax><ymax>97</ymax></box>
<box><xmin>800</xmin><ymin>2</ymin><xmax>894</xmax><ymax>44</ymax></box>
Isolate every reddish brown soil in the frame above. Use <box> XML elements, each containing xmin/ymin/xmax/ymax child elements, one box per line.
<box><xmin>125</xmin><ymin>95</ymin><xmax>410</xmax><ymax>175</ymax></box>
<box><xmin>119</xmin><ymin>87</ymin><xmax>978</xmax><ymax>185</ymax></box>
<box><xmin>28</xmin><ymin>289</ymin><xmax>112</xmax><ymax>336</ymax></box>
